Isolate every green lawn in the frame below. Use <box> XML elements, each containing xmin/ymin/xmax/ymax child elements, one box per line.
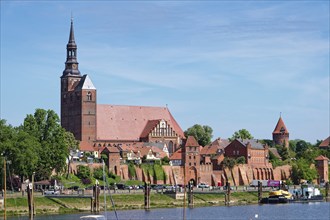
<box><xmin>1</xmin><ymin>191</ymin><xmax>262</xmax><ymax>216</ymax></box>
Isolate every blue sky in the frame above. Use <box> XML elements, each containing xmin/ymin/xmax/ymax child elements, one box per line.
<box><xmin>1</xmin><ymin>1</ymin><xmax>329</xmax><ymax>144</ymax></box>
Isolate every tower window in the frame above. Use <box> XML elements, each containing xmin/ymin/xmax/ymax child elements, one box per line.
<box><xmin>87</xmin><ymin>92</ymin><xmax>92</xmax><ymax>101</ymax></box>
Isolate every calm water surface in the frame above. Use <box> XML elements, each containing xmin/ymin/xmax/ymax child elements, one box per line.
<box><xmin>7</xmin><ymin>202</ymin><xmax>330</xmax><ymax>220</ymax></box>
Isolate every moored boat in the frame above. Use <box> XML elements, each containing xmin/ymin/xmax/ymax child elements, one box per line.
<box><xmin>260</xmin><ymin>189</ymin><xmax>293</xmax><ymax>204</ymax></box>
<box><xmin>289</xmin><ymin>185</ymin><xmax>323</xmax><ymax>202</ymax></box>
<box><xmin>80</xmin><ymin>215</ymin><xmax>106</xmax><ymax>220</ymax></box>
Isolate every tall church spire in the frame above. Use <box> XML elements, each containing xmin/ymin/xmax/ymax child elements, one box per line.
<box><xmin>62</xmin><ymin>18</ymin><xmax>80</xmax><ymax>76</ymax></box>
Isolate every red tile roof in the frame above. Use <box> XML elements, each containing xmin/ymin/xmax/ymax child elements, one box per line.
<box><xmin>315</xmin><ymin>155</ymin><xmax>329</xmax><ymax>161</ymax></box>
<box><xmin>184</xmin><ymin>136</ymin><xmax>199</xmax><ymax>147</ymax></box>
<box><xmin>273</xmin><ymin>117</ymin><xmax>289</xmax><ymax>134</ymax></box>
<box><xmin>96</xmin><ymin>104</ymin><xmax>184</xmax><ymax>141</ymax></box>
<box><xmin>80</xmin><ymin>141</ymin><xmax>95</xmax><ymax>151</ymax></box>
<box><xmin>169</xmin><ymin>149</ymin><xmax>183</xmax><ymax>160</ymax></box>
<box><xmin>200</xmin><ymin>138</ymin><xmax>229</xmax><ymax>155</ymax></box>
<box><xmin>140</xmin><ymin>120</ymin><xmax>161</xmax><ymax>138</ymax></box>
<box><xmin>319</xmin><ymin>136</ymin><xmax>329</xmax><ymax>148</ymax></box>
<box><xmin>101</xmin><ymin>145</ymin><xmax>120</xmax><ymax>153</ymax></box>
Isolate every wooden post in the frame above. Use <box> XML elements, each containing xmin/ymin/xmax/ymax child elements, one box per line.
<box><xmin>92</xmin><ymin>184</ymin><xmax>100</xmax><ymax>212</ymax></box>
<box><xmin>31</xmin><ymin>172</ymin><xmax>35</xmax><ymax>218</ymax></box>
<box><xmin>27</xmin><ymin>183</ymin><xmax>34</xmax><ymax>219</ymax></box>
<box><xmin>325</xmin><ymin>182</ymin><xmax>329</xmax><ymax>201</ymax></box>
<box><xmin>144</xmin><ymin>182</ymin><xmax>150</xmax><ymax>210</ymax></box>
<box><xmin>96</xmin><ymin>186</ymin><xmax>100</xmax><ymax>212</ymax></box>
<box><xmin>90</xmin><ymin>198</ymin><xmax>93</xmax><ymax>212</ymax></box>
<box><xmin>188</xmin><ymin>181</ymin><xmax>194</xmax><ymax>208</ymax></box>
<box><xmin>258</xmin><ymin>181</ymin><xmax>263</xmax><ymax>203</ymax></box>
<box><xmin>3</xmin><ymin>158</ymin><xmax>6</xmax><ymax>220</ymax></box>
<box><xmin>227</xmin><ymin>182</ymin><xmax>231</xmax><ymax>206</ymax></box>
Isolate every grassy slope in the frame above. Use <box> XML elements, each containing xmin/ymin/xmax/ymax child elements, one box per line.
<box><xmin>1</xmin><ymin>191</ymin><xmax>259</xmax><ymax>216</ymax></box>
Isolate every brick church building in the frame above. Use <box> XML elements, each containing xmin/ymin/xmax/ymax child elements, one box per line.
<box><xmin>61</xmin><ymin>20</ymin><xmax>185</xmax><ymax>174</ymax></box>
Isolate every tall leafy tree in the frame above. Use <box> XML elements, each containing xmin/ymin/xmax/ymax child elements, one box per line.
<box><xmin>295</xmin><ymin>140</ymin><xmax>312</xmax><ymax>159</ymax></box>
<box><xmin>276</xmin><ymin>144</ymin><xmax>290</xmax><ymax>161</ymax></box>
<box><xmin>184</xmin><ymin>124</ymin><xmax>213</xmax><ymax>146</ymax></box>
<box><xmin>22</xmin><ymin>109</ymin><xmax>71</xmax><ymax>180</ymax></box>
<box><xmin>291</xmin><ymin>158</ymin><xmax>318</xmax><ymax>184</ymax></box>
<box><xmin>12</xmin><ymin>129</ymin><xmax>41</xmax><ymax>182</ymax></box>
<box><xmin>230</xmin><ymin>129</ymin><xmax>254</xmax><ymax>141</ymax></box>
<box><xmin>0</xmin><ymin>120</ymin><xmax>16</xmax><ymax>189</ymax></box>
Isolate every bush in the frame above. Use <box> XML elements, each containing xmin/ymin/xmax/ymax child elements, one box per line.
<box><xmin>93</xmin><ymin>167</ymin><xmax>104</xmax><ymax>180</ymax></box>
<box><xmin>81</xmin><ymin>178</ymin><xmax>92</xmax><ymax>185</ymax></box>
<box><xmin>236</xmin><ymin>156</ymin><xmax>246</xmax><ymax>164</ymax></box>
<box><xmin>162</xmin><ymin>156</ymin><xmax>170</xmax><ymax>165</ymax></box>
<box><xmin>77</xmin><ymin>165</ymin><xmax>91</xmax><ymax>179</ymax></box>
<box><xmin>128</xmin><ymin>163</ymin><xmax>136</xmax><ymax>179</ymax></box>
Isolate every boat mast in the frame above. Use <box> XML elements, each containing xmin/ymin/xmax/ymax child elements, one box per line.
<box><xmin>183</xmin><ymin>159</ymin><xmax>186</xmax><ymax>220</ymax></box>
<box><xmin>102</xmin><ymin>160</ymin><xmax>107</xmax><ymax>220</ymax></box>
<box><xmin>3</xmin><ymin>157</ymin><xmax>6</xmax><ymax>220</ymax></box>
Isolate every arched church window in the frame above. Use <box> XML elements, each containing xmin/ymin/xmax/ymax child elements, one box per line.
<box><xmin>87</xmin><ymin>92</ymin><xmax>92</xmax><ymax>101</ymax></box>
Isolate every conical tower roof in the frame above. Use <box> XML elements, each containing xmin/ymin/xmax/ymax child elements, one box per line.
<box><xmin>273</xmin><ymin>117</ymin><xmax>289</xmax><ymax>134</ymax></box>
<box><xmin>67</xmin><ymin>19</ymin><xmax>77</xmax><ymax>48</ymax></box>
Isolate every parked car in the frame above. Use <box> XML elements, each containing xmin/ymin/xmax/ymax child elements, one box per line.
<box><xmin>116</xmin><ymin>184</ymin><xmax>127</xmax><ymax>190</ymax></box>
<box><xmin>44</xmin><ymin>190</ymin><xmax>60</xmax><ymax>195</ymax></box>
<box><xmin>124</xmin><ymin>185</ymin><xmax>133</xmax><ymax>190</ymax></box>
<box><xmin>223</xmin><ymin>186</ymin><xmax>234</xmax><ymax>190</ymax></box>
<box><xmin>197</xmin><ymin>183</ymin><xmax>210</xmax><ymax>188</ymax></box>
<box><xmin>152</xmin><ymin>184</ymin><xmax>165</xmax><ymax>190</ymax></box>
<box><xmin>68</xmin><ymin>185</ymin><xmax>79</xmax><ymax>191</ymax></box>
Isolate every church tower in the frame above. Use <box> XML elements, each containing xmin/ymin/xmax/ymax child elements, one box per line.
<box><xmin>272</xmin><ymin>116</ymin><xmax>289</xmax><ymax>148</ymax></box>
<box><xmin>61</xmin><ymin>19</ymin><xmax>97</xmax><ymax>149</ymax></box>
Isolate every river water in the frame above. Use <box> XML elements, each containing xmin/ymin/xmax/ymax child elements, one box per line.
<box><xmin>7</xmin><ymin>202</ymin><xmax>330</xmax><ymax>220</ymax></box>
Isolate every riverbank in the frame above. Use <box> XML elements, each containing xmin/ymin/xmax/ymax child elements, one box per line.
<box><xmin>1</xmin><ymin>191</ymin><xmax>260</xmax><ymax>217</ymax></box>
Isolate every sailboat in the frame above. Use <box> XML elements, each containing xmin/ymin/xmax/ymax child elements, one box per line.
<box><xmin>80</xmin><ymin>160</ymin><xmax>118</xmax><ymax>220</ymax></box>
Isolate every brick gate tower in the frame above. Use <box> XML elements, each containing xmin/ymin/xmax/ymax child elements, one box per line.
<box><xmin>60</xmin><ymin>19</ymin><xmax>97</xmax><ymax>149</ymax></box>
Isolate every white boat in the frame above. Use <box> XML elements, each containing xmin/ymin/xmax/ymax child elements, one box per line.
<box><xmin>289</xmin><ymin>185</ymin><xmax>323</xmax><ymax>201</ymax></box>
<box><xmin>80</xmin><ymin>215</ymin><xmax>106</xmax><ymax>220</ymax></box>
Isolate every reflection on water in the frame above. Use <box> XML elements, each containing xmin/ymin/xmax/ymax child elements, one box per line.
<box><xmin>7</xmin><ymin>202</ymin><xmax>330</xmax><ymax>220</ymax></box>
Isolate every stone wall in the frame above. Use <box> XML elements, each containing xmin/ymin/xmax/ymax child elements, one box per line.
<box><xmin>70</xmin><ymin>162</ymin><xmax>292</xmax><ymax>186</ymax></box>
<box><xmin>273</xmin><ymin>165</ymin><xmax>291</xmax><ymax>180</ymax></box>
<box><xmin>199</xmin><ymin>164</ymin><xmax>213</xmax><ymax>185</ymax></box>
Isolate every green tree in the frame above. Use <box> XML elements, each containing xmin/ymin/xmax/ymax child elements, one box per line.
<box><xmin>184</xmin><ymin>124</ymin><xmax>213</xmax><ymax>146</ymax></box>
<box><xmin>268</xmin><ymin>151</ymin><xmax>284</xmax><ymax>168</ymax></box>
<box><xmin>230</xmin><ymin>129</ymin><xmax>253</xmax><ymax>141</ymax></box>
<box><xmin>93</xmin><ymin>167</ymin><xmax>104</xmax><ymax>180</ymax></box>
<box><xmin>295</xmin><ymin>140</ymin><xmax>311</xmax><ymax>159</ymax></box>
<box><xmin>261</xmin><ymin>139</ymin><xmax>273</xmax><ymax>147</ymax></box>
<box><xmin>236</xmin><ymin>156</ymin><xmax>246</xmax><ymax>164</ymax></box>
<box><xmin>222</xmin><ymin>157</ymin><xmax>236</xmax><ymax>170</ymax></box>
<box><xmin>0</xmin><ymin>120</ymin><xmax>16</xmax><ymax>189</ymax></box>
<box><xmin>77</xmin><ymin>165</ymin><xmax>91</xmax><ymax>179</ymax></box>
<box><xmin>276</xmin><ymin>145</ymin><xmax>290</xmax><ymax>161</ymax></box>
<box><xmin>291</xmin><ymin>158</ymin><xmax>318</xmax><ymax>184</ymax></box>
<box><xmin>22</xmin><ymin>109</ymin><xmax>70</xmax><ymax>180</ymax></box>
<box><xmin>12</xmin><ymin>130</ymin><xmax>41</xmax><ymax>181</ymax></box>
